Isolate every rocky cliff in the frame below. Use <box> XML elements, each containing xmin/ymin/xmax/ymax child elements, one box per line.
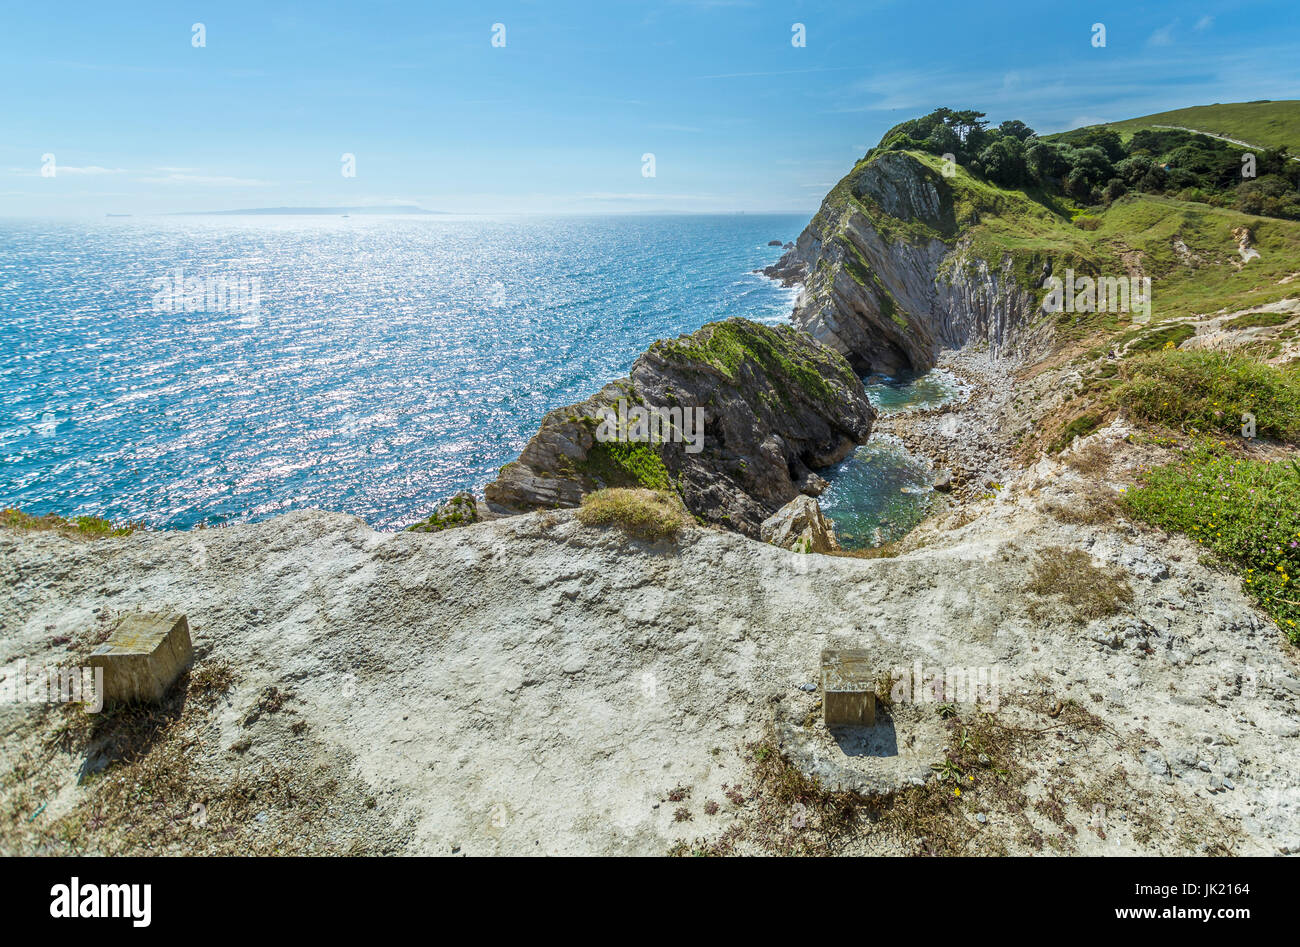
<box><xmin>484</xmin><ymin>318</ymin><xmax>875</xmax><ymax>537</ymax></box>
<box><xmin>7</xmin><ymin>422</ymin><xmax>1299</xmax><ymax>855</ymax></box>
<box><xmin>482</xmin><ymin>145</ymin><xmax>1113</xmax><ymax>535</ymax></box>
<box><xmin>764</xmin><ymin>150</ymin><xmax>1056</xmax><ymax>376</ymax></box>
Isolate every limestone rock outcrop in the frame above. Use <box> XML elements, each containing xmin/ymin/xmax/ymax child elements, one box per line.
<box><xmin>763</xmin><ymin>150</ymin><xmax>1052</xmax><ymax>376</ymax></box>
<box><xmin>760</xmin><ymin>494</ymin><xmax>839</xmax><ymax>553</ymax></box>
<box><xmin>484</xmin><ymin>318</ymin><xmax>875</xmax><ymax>537</ymax></box>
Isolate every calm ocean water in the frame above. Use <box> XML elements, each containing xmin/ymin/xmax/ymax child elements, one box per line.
<box><xmin>0</xmin><ymin>214</ymin><xmax>805</xmax><ymax>529</ymax></box>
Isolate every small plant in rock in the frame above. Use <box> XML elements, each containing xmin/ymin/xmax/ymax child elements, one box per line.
<box><xmin>407</xmin><ymin>492</ymin><xmax>479</xmax><ymax>533</ymax></box>
<box><xmin>577</xmin><ymin>488</ymin><xmax>690</xmax><ymax>542</ymax></box>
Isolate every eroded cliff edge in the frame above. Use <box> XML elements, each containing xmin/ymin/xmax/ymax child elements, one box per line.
<box><xmin>484</xmin><ymin>319</ymin><xmax>875</xmax><ymax>537</ymax></box>
<box><xmin>764</xmin><ymin>149</ymin><xmax>1056</xmax><ymax>375</ymax></box>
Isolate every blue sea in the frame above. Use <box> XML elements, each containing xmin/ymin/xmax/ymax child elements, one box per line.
<box><xmin>0</xmin><ymin>214</ymin><xmax>805</xmax><ymax>529</ymax></box>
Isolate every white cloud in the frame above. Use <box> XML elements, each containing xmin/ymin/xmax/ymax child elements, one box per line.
<box><xmin>1194</xmin><ymin>15</ymin><xmax>1214</xmax><ymax>31</ymax></box>
<box><xmin>1147</xmin><ymin>21</ymin><xmax>1179</xmax><ymax>47</ymax></box>
<box><xmin>59</xmin><ymin>165</ymin><xmax>127</xmax><ymax>175</ymax></box>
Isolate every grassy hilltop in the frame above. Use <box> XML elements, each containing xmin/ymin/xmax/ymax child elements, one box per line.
<box><xmin>853</xmin><ymin>103</ymin><xmax>1300</xmax><ymax>327</ymax></box>
<box><xmin>1058</xmin><ymin>100</ymin><xmax>1300</xmax><ymax>152</ymax></box>
<box><xmin>817</xmin><ymin>104</ymin><xmax>1300</xmax><ymax>638</ymax></box>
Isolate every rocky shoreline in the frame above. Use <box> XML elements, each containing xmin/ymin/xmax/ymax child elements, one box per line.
<box><xmin>871</xmin><ymin>351</ymin><xmax>1023</xmax><ymax>505</ymax></box>
<box><xmin>6</xmin><ymin>269</ymin><xmax>1299</xmax><ymax>858</ymax></box>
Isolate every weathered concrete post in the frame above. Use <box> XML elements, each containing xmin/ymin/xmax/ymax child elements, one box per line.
<box><xmin>89</xmin><ymin>613</ymin><xmax>194</xmax><ymax>705</ymax></box>
<box><xmin>821</xmin><ymin>648</ymin><xmax>876</xmax><ymax>727</ymax></box>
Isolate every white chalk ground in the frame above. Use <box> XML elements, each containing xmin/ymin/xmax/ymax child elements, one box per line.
<box><xmin>2</xmin><ymin>410</ymin><xmax>1298</xmax><ymax>855</ymax></box>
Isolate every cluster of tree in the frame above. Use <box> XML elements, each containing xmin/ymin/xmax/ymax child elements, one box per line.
<box><xmin>875</xmin><ymin>108</ymin><xmax>1300</xmax><ymax>220</ymax></box>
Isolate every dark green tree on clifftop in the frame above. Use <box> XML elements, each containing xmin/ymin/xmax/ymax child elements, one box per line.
<box><xmin>873</xmin><ymin>106</ymin><xmax>1300</xmax><ymax>219</ymax></box>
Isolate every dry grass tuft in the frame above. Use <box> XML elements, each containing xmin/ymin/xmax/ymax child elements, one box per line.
<box><xmin>1025</xmin><ymin>547</ymin><xmax>1135</xmax><ymax>623</ymax></box>
<box><xmin>1063</xmin><ymin>439</ymin><xmax>1114</xmax><ymax>477</ymax></box>
<box><xmin>576</xmin><ymin>488</ymin><xmax>690</xmax><ymax>542</ymax></box>
<box><xmin>1039</xmin><ymin>484</ymin><xmax>1124</xmax><ymax>527</ymax></box>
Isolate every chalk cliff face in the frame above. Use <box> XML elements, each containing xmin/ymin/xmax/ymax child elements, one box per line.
<box><xmin>484</xmin><ymin>318</ymin><xmax>875</xmax><ymax>537</ymax></box>
<box><xmin>765</xmin><ymin>150</ymin><xmax>1049</xmax><ymax>376</ymax></box>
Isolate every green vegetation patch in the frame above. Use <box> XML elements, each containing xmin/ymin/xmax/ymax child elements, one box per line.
<box><xmin>1223</xmin><ymin>310</ymin><xmax>1295</xmax><ymax>330</ymax></box>
<box><xmin>0</xmin><ymin>509</ymin><xmax>139</xmax><ymax>538</ymax></box>
<box><xmin>651</xmin><ymin>319</ymin><xmax>857</xmax><ymax>413</ymax></box>
<box><xmin>1083</xmin><ymin>100</ymin><xmax>1300</xmax><ymax>154</ymax></box>
<box><xmin>1118</xmin><ymin>323</ymin><xmax>1196</xmax><ymax>353</ymax></box>
<box><xmin>1122</xmin><ymin>440</ymin><xmax>1300</xmax><ymax>642</ymax></box>
<box><xmin>1090</xmin><ymin>197</ymin><xmax>1300</xmax><ymax>320</ymax></box>
<box><xmin>576</xmin><ymin>488</ymin><xmax>690</xmax><ymax>542</ymax></box>
<box><xmin>580</xmin><ymin>438</ymin><xmax>674</xmax><ymax>492</ymax></box>
<box><xmin>1115</xmin><ymin>350</ymin><xmax>1300</xmax><ymax>441</ymax></box>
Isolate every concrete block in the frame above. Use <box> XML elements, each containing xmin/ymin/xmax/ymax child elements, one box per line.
<box><xmin>89</xmin><ymin>613</ymin><xmax>194</xmax><ymax>705</ymax></box>
<box><xmin>821</xmin><ymin>648</ymin><xmax>876</xmax><ymax>727</ymax></box>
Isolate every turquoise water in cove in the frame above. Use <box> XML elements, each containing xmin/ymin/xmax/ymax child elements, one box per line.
<box><xmin>0</xmin><ymin>214</ymin><xmax>803</xmax><ymax>529</ymax></box>
<box><xmin>819</xmin><ymin>370</ymin><xmax>966</xmax><ymax>549</ymax></box>
<box><xmin>864</xmin><ymin>369</ymin><xmax>966</xmax><ymax>417</ymax></box>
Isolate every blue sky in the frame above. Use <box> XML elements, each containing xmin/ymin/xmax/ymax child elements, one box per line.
<box><xmin>2</xmin><ymin>0</ymin><xmax>1298</xmax><ymax>216</ymax></box>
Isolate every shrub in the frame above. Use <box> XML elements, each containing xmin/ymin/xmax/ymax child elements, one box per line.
<box><xmin>576</xmin><ymin>488</ymin><xmax>690</xmax><ymax>542</ymax></box>
<box><xmin>1115</xmin><ymin>350</ymin><xmax>1300</xmax><ymax>441</ymax></box>
<box><xmin>1121</xmin><ymin>440</ymin><xmax>1300</xmax><ymax>641</ymax></box>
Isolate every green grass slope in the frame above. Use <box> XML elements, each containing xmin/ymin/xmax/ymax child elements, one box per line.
<box><xmin>1057</xmin><ymin>101</ymin><xmax>1300</xmax><ymax>152</ymax></box>
<box><xmin>904</xmin><ymin>150</ymin><xmax>1300</xmax><ymax>325</ymax></box>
